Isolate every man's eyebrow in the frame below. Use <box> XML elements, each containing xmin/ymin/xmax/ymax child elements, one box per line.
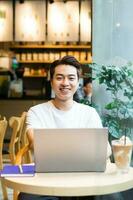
<box><xmin>68</xmin><ymin>74</ymin><xmax>76</xmax><ymax>77</ymax></box>
<box><xmin>55</xmin><ymin>74</ymin><xmax>76</xmax><ymax>77</ymax></box>
<box><xmin>55</xmin><ymin>74</ymin><xmax>64</xmax><ymax>76</ymax></box>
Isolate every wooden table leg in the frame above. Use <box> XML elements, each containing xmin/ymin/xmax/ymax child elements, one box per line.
<box><xmin>13</xmin><ymin>190</ymin><xmax>19</xmax><ymax>200</ymax></box>
<box><xmin>1</xmin><ymin>178</ymin><xmax>8</xmax><ymax>200</ymax></box>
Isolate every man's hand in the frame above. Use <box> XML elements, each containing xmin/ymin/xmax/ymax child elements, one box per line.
<box><xmin>107</xmin><ymin>142</ymin><xmax>112</xmax><ymax>159</ymax></box>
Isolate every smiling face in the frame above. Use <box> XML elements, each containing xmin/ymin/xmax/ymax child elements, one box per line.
<box><xmin>51</xmin><ymin>64</ymin><xmax>79</xmax><ymax>102</ymax></box>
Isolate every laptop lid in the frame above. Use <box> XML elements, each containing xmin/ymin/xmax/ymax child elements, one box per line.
<box><xmin>33</xmin><ymin>128</ymin><xmax>108</xmax><ymax>172</ymax></box>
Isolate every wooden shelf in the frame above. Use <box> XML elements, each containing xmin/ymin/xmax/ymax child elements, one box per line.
<box><xmin>11</xmin><ymin>43</ymin><xmax>92</xmax><ymax>65</ymax></box>
<box><xmin>18</xmin><ymin>60</ymin><xmax>91</xmax><ymax>64</ymax></box>
<box><xmin>10</xmin><ymin>44</ymin><xmax>91</xmax><ymax>50</ymax></box>
<box><xmin>19</xmin><ymin>60</ymin><xmax>52</xmax><ymax>63</ymax></box>
<box><xmin>23</xmin><ymin>75</ymin><xmax>47</xmax><ymax>78</ymax></box>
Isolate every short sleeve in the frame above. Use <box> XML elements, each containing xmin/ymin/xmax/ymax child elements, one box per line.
<box><xmin>26</xmin><ymin>108</ymin><xmax>42</xmax><ymax>130</ymax></box>
<box><xmin>87</xmin><ymin>108</ymin><xmax>103</xmax><ymax>128</ymax></box>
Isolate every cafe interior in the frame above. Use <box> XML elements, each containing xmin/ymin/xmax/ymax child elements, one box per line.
<box><xmin>0</xmin><ymin>0</ymin><xmax>133</xmax><ymax>200</ymax></box>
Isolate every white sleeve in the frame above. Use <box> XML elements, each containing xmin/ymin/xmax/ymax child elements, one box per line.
<box><xmin>88</xmin><ymin>108</ymin><xmax>103</xmax><ymax>128</ymax></box>
<box><xmin>26</xmin><ymin>107</ymin><xmax>42</xmax><ymax>130</ymax></box>
<box><xmin>87</xmin><ymin>108</ymin><xmax>112</xmax><ymax>158</ymax></box>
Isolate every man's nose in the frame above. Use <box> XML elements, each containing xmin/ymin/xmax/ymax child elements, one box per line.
<box><xmin>62</xmin><ymin>77</ymin><xmax>69</xmax><ymax>85</ymax></box>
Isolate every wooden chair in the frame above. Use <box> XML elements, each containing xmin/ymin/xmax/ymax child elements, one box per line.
<box><xmin>8</xmin><ymin>116</ymin><xmax>21</xmax><ymax>164</ymax></box>
<box><xmin>16</xmin><ymin>112</ymin><xmax>32</xmax><ymax>164</ymax></box>
<box><xmin>1</xmin><ymin>143</ymin><xmax>31</xmax><ymax>200</ymax></box>
<box><xmin>0</xmin><ymin>117</ymin><xmax>8</xmax><ymax>200</ymax></box>
<box><xmin>14</xmin><ymin>144</ymin><xmax>32</xmax><ymax>200</ymax></box>
<box><xmin>0</xmin><ymin>116</ymin><xmax>8</xmax><ymax>170</ymax></box>
<box><xmin>2</xmin><ymin>112</ymin><xmax>30</xmax><ymax>164</ymax></box>
<box><xmin>1</xmin><ymin>112</ymin><xmax>32</xmax><ymax>200</ymax></box>
<box><xmin>1</xmin><ymin>115</ymin><xmax>21</xmax><ymax>200</ymax></box>
<box><xmin>16</xmin><ymin>112</ymin><xmax>27</xmax><ymax>152</ymax></box>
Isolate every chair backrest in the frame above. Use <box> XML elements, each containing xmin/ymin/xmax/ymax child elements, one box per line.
<box><xmin>18</xmin><ymin>112</ymin><xmax>32</xmax><ymax>164</ymax></box>
<box><xmin>0</xmin><ymin>113</ymin><xmax>27</xmax><ymax>200</ymax></box>
<box><xmin>8</xmin><ymin>112</ymin><xmax>29</xmax><ymax>164</ymax></box>
<box><xmin>8</xmin><ymin>116</ymin><xmax>21</xmax><ymax>164</ymax></box>
<box><xmin>0</xmin><ymin>117</ymin><xmax>8</xmax><ymax>170</ymax></box>
<box><xmin>18</xmin><ymin>112</ymin><xmax>27</xmax><ymax>149</ymax></box>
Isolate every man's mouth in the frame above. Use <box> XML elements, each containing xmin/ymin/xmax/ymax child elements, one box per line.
<box><xmin>59</xmin><ymin>88</ymin><xmax>70</xmax><ymax>92</ymax></box>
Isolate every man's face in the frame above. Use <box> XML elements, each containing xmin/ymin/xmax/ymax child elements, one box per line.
<box><xmin>84</xmin><ymin>83</ymin><xmax>92</xmax><ymax>96</ymax></box>
<box><xmin>51</xmin><ymin>64</ymin><xmax>79</xmax><ymax>101</ymax></box>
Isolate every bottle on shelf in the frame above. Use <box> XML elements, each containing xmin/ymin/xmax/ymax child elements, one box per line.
<box><xmin>12</xmin><ymin>56</ymin><xmax>19</xmax><ymax>70</ymax></box>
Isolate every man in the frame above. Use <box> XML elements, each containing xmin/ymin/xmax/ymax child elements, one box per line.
<box><xmin>73</xmin><ymin>78</ymin><xmax>92</xmax><ymax>104</ymax></box>
<box><xmin>18</xmin><ymin>56</ymin><xmax>111</xmax><ymax>200</ymax></box>
<box><xmin>83</xmin><ymin>78</ymin><xmax>92</xmax><ymax>103</ymax></box>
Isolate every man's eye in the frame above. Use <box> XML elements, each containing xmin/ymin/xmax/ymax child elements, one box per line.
<box><xmin>69</xmin><ymin>77</ymin><xmax>75</xmax><ymax>81</ymax></box>
<box><xmin>56</xmin><ymin>77</ymin><xmax>62</xmax><ymax>80</ymax></box>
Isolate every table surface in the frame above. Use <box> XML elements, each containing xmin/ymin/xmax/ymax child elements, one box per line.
<box><xmin>3</xmin><ymin>163</ymin><xmax>133</xmax><ymax>196</ymax></box>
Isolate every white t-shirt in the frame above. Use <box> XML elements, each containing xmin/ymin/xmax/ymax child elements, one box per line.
<box><xmin>26</xmin><ymin>100</ymin><xmax>103</xmax><ymax>129</ymax></box>
<box><xmin>26</xmin><ymin>100</ymin><xmax>111</xmax><ymax>157</ymax></box>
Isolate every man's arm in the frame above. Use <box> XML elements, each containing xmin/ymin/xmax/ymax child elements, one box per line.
<box><xmin>27</xmin><ymin>128</ymin><xmax>34</xmax><ymax>150</ymax></box>
<box><xmin>107</xmin><ymin>142</ymin><xmax>112</xmax><ymax>158</ymax></box>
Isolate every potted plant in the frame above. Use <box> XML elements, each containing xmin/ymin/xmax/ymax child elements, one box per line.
<box><xmin>87</xmin><ymin>62</ymin><xmax>133</xmax><ymax>167</ymax></box>
<box><xmin>88</xmin><ymin>62</ymin><xmax>133</xmax><ymax>138</ymax></box>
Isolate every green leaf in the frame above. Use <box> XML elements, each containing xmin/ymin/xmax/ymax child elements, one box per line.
<box><xmin>105</xmin><ymin>101</ymin><xmax>118</xmax><ymax>110</ymax></box>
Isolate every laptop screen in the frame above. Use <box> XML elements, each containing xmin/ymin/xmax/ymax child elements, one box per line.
<box><xmin>33</xmin><ymin>128</ymin><xmax>108</xmax><ymax>172</ymax></box>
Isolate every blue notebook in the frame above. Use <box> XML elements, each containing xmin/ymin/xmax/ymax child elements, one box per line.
<box><xmin>0</xmin><ymin>164</ymin><xmax>35</xmax><ymax>177</ymax></box>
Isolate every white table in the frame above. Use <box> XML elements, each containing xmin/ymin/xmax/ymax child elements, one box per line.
<box><xmin>3</xmin><ymin>163</ymin><xmax>133</xmax><ymax>197</ymax></box>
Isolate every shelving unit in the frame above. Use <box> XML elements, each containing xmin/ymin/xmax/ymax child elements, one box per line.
<box><xmin>0</xmin><ymin>0</ymin><xmax>92</xmax><ymax>100</ymax></box>
<box><xmin>10</xmin><ymin>44</ymin><xmax>91</xmax><ymax>49</ymax></box>
<box><xmin>8</xmin><ymin>43</ymin><xmax>92</xmax><ymax>99</ymax></box>
<box><xmin>10</xmin><ymin>44</ymin><xmax>92</xmax><ymax>65</ymax></box>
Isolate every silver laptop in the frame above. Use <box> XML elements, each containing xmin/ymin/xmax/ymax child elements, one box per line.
<box><xmin>33</xmin><ymin>128</ymin><xmax>108</xmax><ymax>173</ymax></box>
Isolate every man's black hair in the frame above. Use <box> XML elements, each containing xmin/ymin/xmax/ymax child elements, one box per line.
<box><xmin>83</xmin><ymin>78</ymin><xmax>92</xmax><ymax>87</ymax></box>
<box><xmin>50</xmin><ymin>55</ymin><xmax>82</xmax><ymax>80</ymax></box>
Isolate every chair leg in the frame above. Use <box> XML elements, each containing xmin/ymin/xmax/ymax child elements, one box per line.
<box><xmin>13</xmin><ymin>190</ymin><xmax>19</xmax><ymax>200</ymax></box>
<box><xmin>1</xmin><ymin>178</ymin><xmax>9</xmax><ymax>200</ymax></box>
<box><xmin>27</xmin><ymin>150</ymin><xmax>32</xmax><ymax>163</ymax></box>
<box><xmin>22</xmin><ymin>150</ymin><xmax>32</xmax><ymax>164</ymax></box>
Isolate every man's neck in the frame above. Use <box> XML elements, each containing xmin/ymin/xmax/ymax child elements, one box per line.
<box><xmin>52</xmin><ymin>99</ymin><xmax>74</xmax><ymax>111</ymax></box>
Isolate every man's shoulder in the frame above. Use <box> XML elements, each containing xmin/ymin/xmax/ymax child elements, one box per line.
<box><xmin>29</xmin><ymin>101</ymin><xmax>51</xmax><ymax>112</ymax></box>
<box><xmin>74</xmin><ymin>101</ymin><xmax>96</xmax><ymax>112</ymax></box>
